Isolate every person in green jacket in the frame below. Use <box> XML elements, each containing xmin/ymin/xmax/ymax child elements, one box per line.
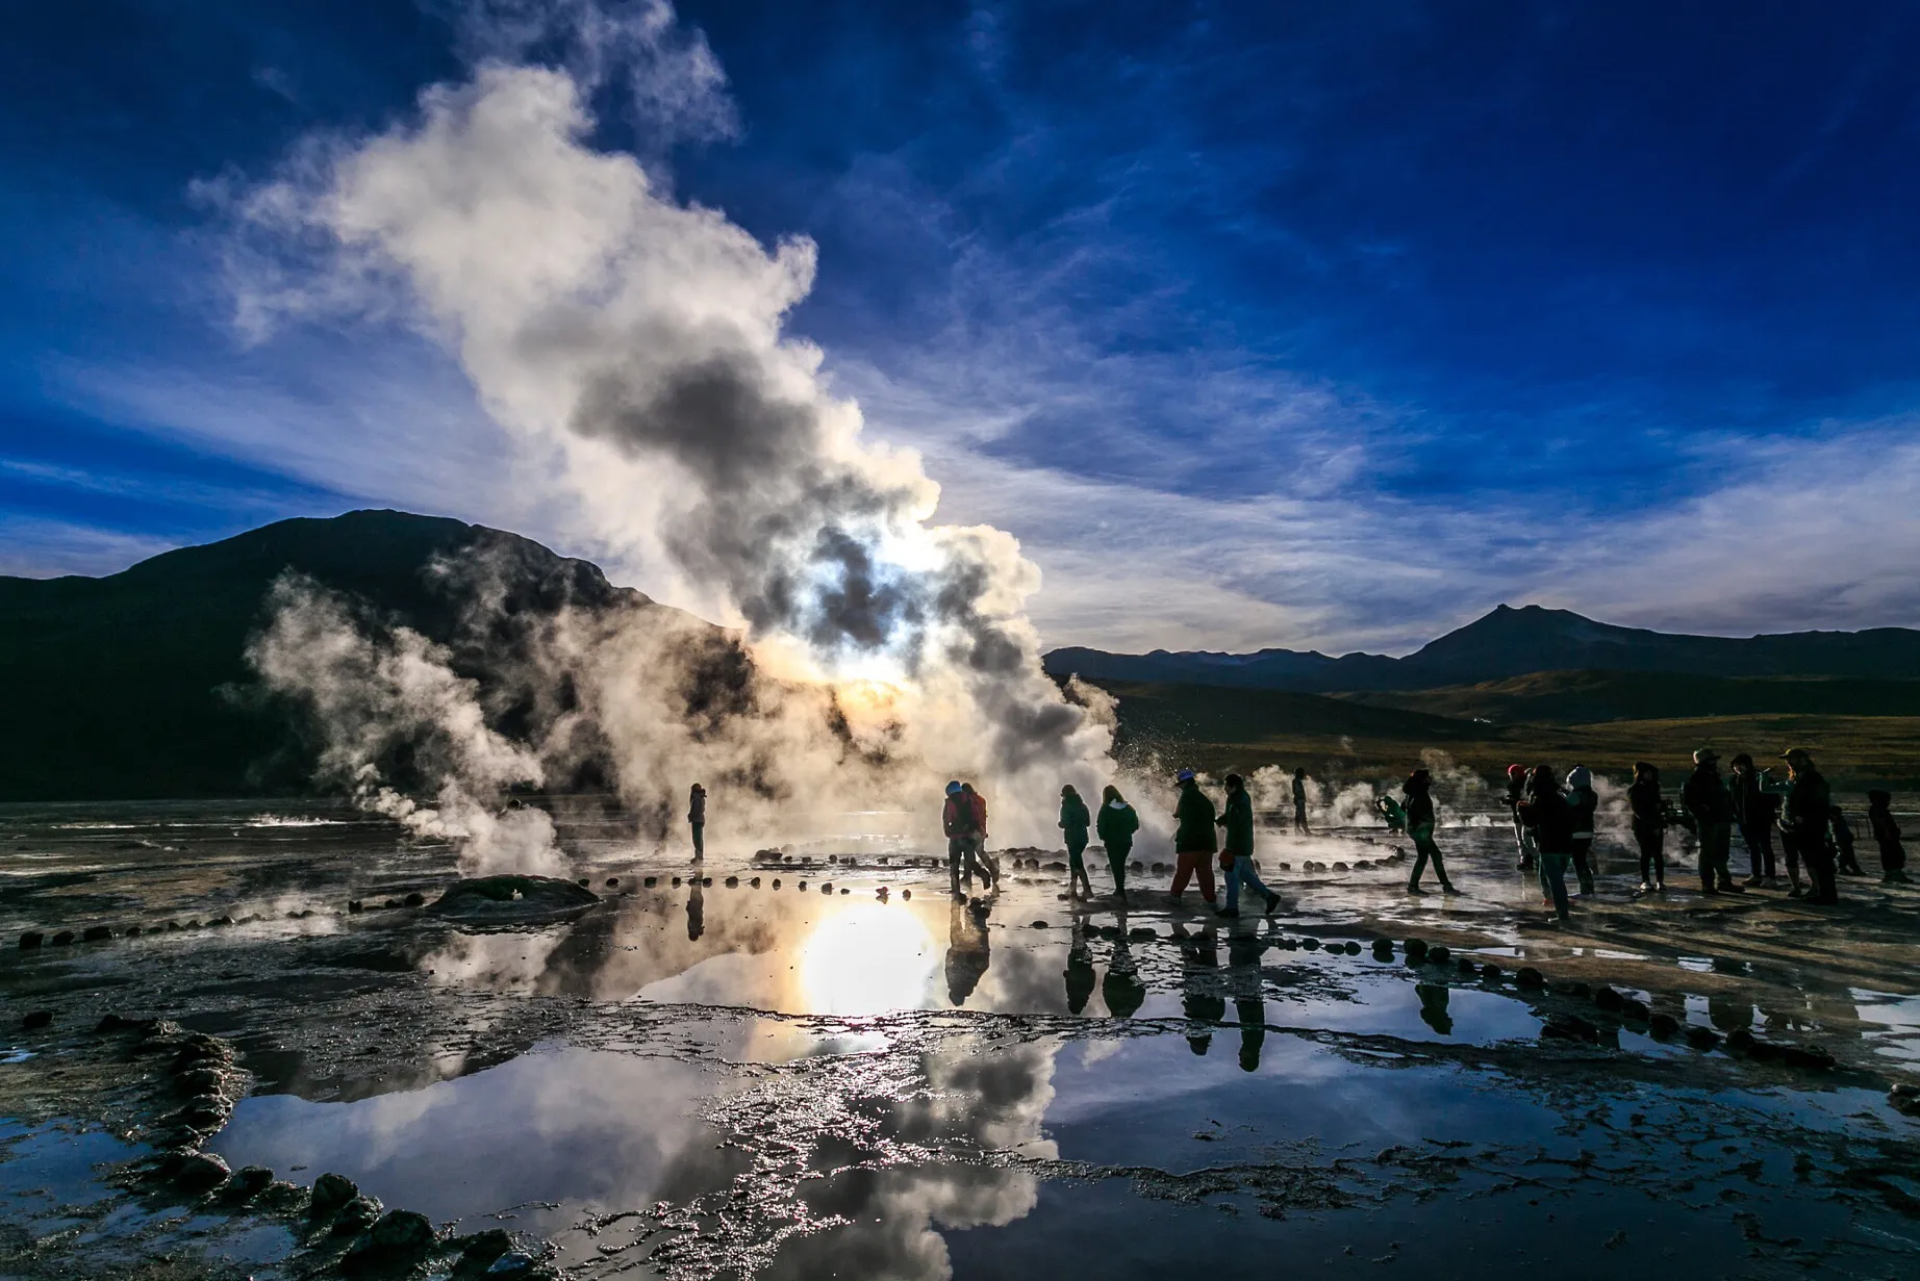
<box><xmin>1096</xmin><ymin>784</ymin><xmax>1141</xmax><ymax>901</ymax></box>
<box><xmin>1216</xmin><ymin>772</ymin><xmax>1280</xmax><ymax>918</ymax></box>
<box><xmin>1059</xmin><ymin>784</ymin><xmax>1094</xmax><ymax>898</ymax></box>
<box><xmin>1169</xmin><ymin>768</ymin><xmax>1220</xmax><ymax>907</ymax></box>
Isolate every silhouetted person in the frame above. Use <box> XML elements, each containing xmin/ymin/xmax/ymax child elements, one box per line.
<box><xmin>1097</xmin><ymin>785</ymin><xmax>1141</xmax><ymax>901</ymax></box>
<box><xmin>963</xmin><ymin>782</ymin><xmax>1000</xmax><ymax>886</ymax></box>
<box><xmin>1771</xmin><ymin>748</ymin><xmax>1834</xmax><ymax>903</ymax></box>
<box><xmin>1403</xmin><ymin>768</ymin><xmax>1456</xmax><ymax>895</ymax></box>
<box><xmin>942</xmin><ymin>781</ymin><xmax>989</xmax><ymax>894</ymax></box>
<box><xmin>1565</xmin><ymin>765</ymin><xmax>1598</xmax><ymax>896</ymax></box>
<box><xmin>688</xmin><ymin>783</ymin><xmax>706</xmax><ymax>861</ymax></box>
<box><xmin>1682</xmin><ymin>749</ymin><xmax>1736</xmax><ymax>894</ymax></box>
<box><xmin>1172</xmin><ymin>922</ymin><xmax>1224</xmax><ymax>1055</ymax></box>
<box><xmin>1867</xmin><ymin>790</ymin><xmax>1910</xmax><ymax>883</ymax></box>
<box><xmin>1417</xmin><ymin>982</ymin><xmax>1453</xmax><ymax>1036</ymax></box>
<box><xmin>1059</xmin><ymin>784</ymin><xmax>1093</xmax><ymax>899</ymax></box>
<box><xmin>1226</xmin><ymin>930</ymin><xmax>1267</xmax><ymax>1070</ymax></box>
<box><xmin>1169</xmin><ymin>768</ymin><xmax>1219</xmax><ymax>908</ymax></box>
<box><xmin>1503</xmin><ymin>764</ymin><xmax>1536</xmax><ymax>870</ymax></box>
<box><xmin>945</xmin><ymin>895</ymin><xmax>992</xmax><ymax>1006</ymax></box>
<box><xmin>1216</xmin><ymin>772</ymin><xmax>1280</xmax><ymax>918</ymax></box>
<box><xmin>1627</xmin><ymin>761</ymin><xmax>1667</xmax><ymax>892</ymax></box>
<box><xmin>1519</xmin><ymin>765</ymin><xmax>1573</xmax><ymax>922</ymax></box>
<box><xmin>1064</xmin><ymin>920</ymin><xmax>1097</xmax><ymax>1014</ymax></box>
<box><xmin>1292</xmin><ymin>767</ymin><xmax>1311</xmax><ymax>834</ymax></box>
<box><xmin>1828</xmin><ymin>806</ymin><xmax>1864</xmax><ymax>876</ymax></box>
<box><xmin>1728</xmin><ymin>753</ymin><xmax>1778</xmax><ymax>883</ymax></box>
<box><xmin>686</xmin><ymin>880</ymin><xmax>704</xmax><ymax>943</ymax></box>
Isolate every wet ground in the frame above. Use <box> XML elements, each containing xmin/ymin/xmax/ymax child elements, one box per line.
<box><xmin>3</xmin><ymin>797</ymin><xmax>1919</xmax><ymax>1279</ymax></box>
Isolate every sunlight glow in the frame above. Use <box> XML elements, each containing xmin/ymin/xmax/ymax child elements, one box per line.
<box><xmin>797</xmin><ymin>900</ymin><xmax>937</xmax><ymax>1016</ymax></box>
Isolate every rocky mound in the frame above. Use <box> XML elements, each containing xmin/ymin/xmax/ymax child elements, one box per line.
<box><xmin>425</xmin><ymin>876</ymin><xmax>601</xmax><ymax>928</ymax></box>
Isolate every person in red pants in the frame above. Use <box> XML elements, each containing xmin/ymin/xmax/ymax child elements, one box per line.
<box><xmin>1168</xmin><ymin>768</ymin><xmax>1219</xmax><ymax>908</ymax></box>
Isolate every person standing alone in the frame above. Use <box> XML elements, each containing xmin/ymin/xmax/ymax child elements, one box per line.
<box><xmin>1292</xmin><ymin>768</ymin><xmax>1312</xmax><ymax>835</ymax></box>
<box><xmin>688</xmin><ymin>783</ymin><xmax>707</xmax><ymax>862</ymax></box>
<box><xmin>1403</xmin><ymin>768</ymin><xmax>1457</xmax><ymax>895</ymax></box>
<box><xmin>1169</xmin><ymin>769</ymin><xmax>1220</xmax><ymax>909</ymax></box>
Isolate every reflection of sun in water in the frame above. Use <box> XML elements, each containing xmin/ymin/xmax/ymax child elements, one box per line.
<box><xmin>799</xmin><ymin>901</ymin><xmax>938</xmax><ymax>1015</ymax></box>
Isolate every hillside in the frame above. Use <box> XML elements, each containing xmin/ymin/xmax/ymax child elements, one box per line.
<box><xmin>0</xmin><ymin>510</ymin><xmax>692</xmax><ymax>801</ymax></box>
<box><xmin>1045</xmin><ymin>603</ymin><xmax>1920</xmax><ymax>693</ymax></box>
<box><xmin>1336</xmin><ymin>669</ymin><xmax>1920</xmax><ymax>724</ymax></box>
<box><xmin>1096</xmin><ymin>679</ymin><xmax>1481</xmax><ymax>761</ymax></box>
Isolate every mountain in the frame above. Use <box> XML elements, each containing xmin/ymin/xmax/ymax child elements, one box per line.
<box><xmin>1045</xmin><ymin>604</ymin><xmax>1920</xmax><ymax>694</ymax></box>
<box><xmin>0</xmin><ymin>510</ymin><xmax>691</xmax><ymax>801</ymax></box>
<box><xmin>1336</xmin><ymin>669</ymin><xmax>1920</xmax><ymax>724</ymax></box>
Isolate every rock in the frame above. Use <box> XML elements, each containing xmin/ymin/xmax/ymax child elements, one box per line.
<box><xmin>1726</xmin><ymin>1027</ymin><xmax>1758</xmax><ymax>1054</ymax></box>
<box><xmin>226</xmin><ymin>1165</ymin><xmax>274</xmax><ymax>1199</ymax></box>
<box><xmin>361</xmin><ymin>1209</ymin><xmax>436</xmax><ymax>1256</ymax></box>
<box><xmin>1456</xmin><ymin>956</ymin><xmax>1477</xmax><ymax>974</ymax></box>
<box><xmin>1301</xmin><ymin>937</ymin><xmax>1321</xmax><ymax>951</ymax></box>
<box><xmin>50</xmin><ymin>930</ymin><xmax>74</xmax><ymax>946</ymax></box>
<box><xmin>1129</xmin><ymin>927</ymin><xmax>1158</xmax><ymax>942</ymax></box>
<box><xmin>211</xmin><ymin>915</ymin><xmax>235</xmax><ymax>926</ymax></box>
<box><xmin>178</xmin><ymin>1095</ymin><xmax>230</xmax><ymax>1130</ymax></box>
<box><xmin>175</xmin><ymin>1067</ymin><xmax>227</xmax><ymax>1097</ymax></box>
<box><xmin>724</xmin><ymin>875</ymin><xmax>738</xmax><ymax>887</ymax></box>
<box><xmin>773</xmin><ymin>879</ymin><xmax>783</xmax><ymax>890</ymax></box>
<box><xmin>1371</xmin><ymin>939</ymin><xmax>1394</xmax><ymax>958</ymax></box>
<box><xmin>404</xmin><ymin>892</ymin><xmax>425</xmax><ymax>907</ymax></box>
<box><xmin>1685</xmin><ymin>1026</ymin><xmax>1721</xmax><ymax>1051</ymax></box>
<box><xmin>96</xmin><ymin>1013</ymin><xmax>153</xmax><ymax>1034</ymax></box>
<box><xmin>1619</xmin><ymin>997</ymin><xmax>1651</xmax><ymax>1022</ymax></box>
<box><xmin>821</xmin><ymin>883</ymin><xmax>833</xmax><ymax>894</ymax></box>
<box><xmin>1542</xmin><ymin>1014</ymin><xmax>1600</xmax><ymax>1044</ymax></box>
<box><xmin>1593</xmin><ymin>986</ymin><xmax>1625</xmax><ymax>1012</ymax></box>
<box><xmin>750</xmin><ymin>877</ymin><xmax>761</xmax><ymax>887</ymax></box>
<box><xmin>701</xmin><ymin>877</ymin><xmax>713</xmax><ymax>887</ymax></box>
<box><xmin>1549</xmin><ymin>980</ymin><xmax>1592</xmax><ymax>998</ymax></box>
<box><xmin>1129</xmin><ymin>860</ymin><xmax>1144</xmax><ymax>872</ymax></box>
<box><xmin>643</xmin><ymin>876</ymin><xmax>657</xmax><ymax>887</ymax></box>
<box><xmin>1277</xmin><ymin>862</ymin><xmax>1292</xmax><ymax>871</ymax></box>
<box><xmin>1889</xmin><ymin>1083</ymin><xmax>1920</xmax><ymax>1117</ymax></box>
<box><xmin>605</xmin><ymin>877</ymin><xmax>620</xmax><ymax>887</ymax></box>
<box><xmin>19</xmin><ymin>931</ymin><xmax>43</xmax><ymax>949</ymax></box>
<box><xmin>1777</xmin><ymin>1044</ymin><xmax>1834</xmax><ymax>1071</ymax></box>
<box><xmin>1426</xmin><ymin>945</ymin><xmax>1451</xmax><ymax>965</ymax></box>
<box><xmin>486</xmin><ymin>1255</ymin><xmax>538</xmax><ymax>1277</ymax></box>
<box><xmin>310</xmin><ymin>1171</ymin><xmax>360</xmax><ymax>1217</ymax></box>
<box><xmin>576</xmin><ymin>877</ymin><xmax>589</xmax><ymax>886</ymax></box>
<box><xmin>1333</xmin><ymin>861</ymin><xmax>1350</xmax><ymax>872</ymax></box>
<box><xmin>82</xmin><ymin>924</ymin><xmax>114</xmax><ymax>942</ymax></box>
<box><xmin>348</xmin><ymin>900</ymin><xmax>364</xmax><ymax>913</ymax></box>
<box><xmin>125</xmin><ymin>924</ymin><xmax>143</xmax><ymax>936</ymax></box>
<box><xmin>672</xmin><ymin>877</ymin><xmax>682</xmax><ymax>887</ymax></box>
<box><xmin>796</xmin><ymin>881</ymin><xmax>807</xmax><ymax>891</ymax></box>
<box><xmin>333</xmin><ymin>1194</ymin><xmax>384</xmax><ymax>1235</ymax></box>
<box><xmin>1648</xmin><ymin>1012</ymin><xmax>1680</xmax><ymax>1038</ymax></box>
<box><xmin>900</xmin><ymin>889</ymin><xmax>910</xmax><ymax>900</ymax></box>
<box><xmin>427</xmin><ymin>876</ymin><xmax>600</xmax><ymax>928</ymax></box>
<box><xmin>1515</xmin><ymin>966</ymin><xmax>1545</xmax><ymax>990</ymax></box>
<box><xmin>456</xmin><ymin>1228</ymin><xmax>514</xmax><ymax>1270</ymax></box>
<box><xmin>173</xmin><ymin>1151</ymin><xmax>231</xmax><ymax>1193</ymax></box>
<box><xmin>22</xmin><ymin>1009</ymin><xmax>52</xmax><ymax>1030</ymax></box>
<box><xmin>1403</xmin><ymin>938</ymin><xmax>1428</xmax><ymax>962</ymax></box>
<box><xmin>1345</xmin><ymin>941</ymin><xmax>1362</xmax><ymax>955</ymax></box>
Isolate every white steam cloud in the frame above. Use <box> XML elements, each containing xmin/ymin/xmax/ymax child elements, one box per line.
<box><xmin>226</xmin><ymin>1</ymin><xmax>1114</xmax><ymax>854</ymax></box>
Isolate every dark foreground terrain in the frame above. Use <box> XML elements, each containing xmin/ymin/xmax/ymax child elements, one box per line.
<box><xmin>2</xmin><ymin>797</ymin><xmax>1918</xmax><ymax>1280</ymax></box>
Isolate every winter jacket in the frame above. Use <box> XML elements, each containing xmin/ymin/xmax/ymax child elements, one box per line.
<box><xmin>1403</xmin><ymin>789</ymin><xmax>1436</xmax><ymax>840</ymax></box>
<box><xmin>688</xmin><ymin>790</ymin><xmax>706</xmax><ymax>825</ymax></box>
<box><xmin>1627</xmin><ymin>778</ymin><xmax>1664</xmax><ymax>830</ymax></box>
<box><xmin>1059</xmin><ymin>793</ymin><xmax>1091</xmax><ymax>839</ymax></box>
<box><xmin>1521</xmin><ymin>789</ymin><xmax>1576</xmax><ymax>854</ymax></box>
<box><xmin>1219</xmin><ymin>789</ymin><xmax>1255</xmax><ymax>857</ymax></box>
<box><xmin>1173</xmin><ymin>782</ymin><xmax>1219</xmax><ymax>853</ymax></box>
<box><xmin>1682</xmin><ymin>765</ymin><xmax>1735</xmax><ymax>825</ymax></box>
<box><xmin>943</xmin><ymin>796</ymin><xmax>979</xmax><ymax>838</ymax></box>
<box><xmin>1869</xmin><ymin>805</ymin><xmax>1902</xmax><ymax>846</ymax></box>
<box><xmin>1567</xmin><ymin>786</ymin><xmax>1598</xmax><ymax>840</ymax></box>
<box><xmin>967</xmin><ymin>789</ymin><xmax>989</xmax><ymax>841</ymax></box>
<box><xmin>1096</xmin><ymin>800</ymin><xmax>1140</xmax><ymax>849</ymax></box>
<box><xmin>1730</xmin><ymin>770</ymin><xmax>1778</xmax><ymax>828</ymax></box>
<box><xmin>1778</xmin><ymin>769</ymin><xmax>1830</xmax><ymax>839</ymax></box>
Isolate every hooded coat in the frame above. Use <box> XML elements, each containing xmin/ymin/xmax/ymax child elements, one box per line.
<box><xmin>1219</xmin><ymin>788</ymin><xmax>1255</xmax><ymax>857</ymax></box>
<box><xmin>1174</xmin><ymin>782</ymin><xmax>1219</xmax><ymax>853</ymax></box>
<box><xmin>1060</xmin><ymin>792</ymin><xmax>1091</xmax><ymax>839</ymax></box>
<box><xmin>1097</xmin><ymin>799</ymin><xmax>1140</xmax><ymax>849</ymax></box>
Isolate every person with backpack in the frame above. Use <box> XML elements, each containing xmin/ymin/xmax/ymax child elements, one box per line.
<box><xmin>1565</xmin><ymin>765</ymin><xmax>1599</xmax><ymax>896</ymax></box>
<box><xmin>687</xmin><ymin>783</ymin><xmax>707</xmax><ymax>861</ymax></box>
<box><xmin>1059</xmin><ymin>784</ymin><xmax>1094</xmax><ymax>899</ymax></box>
<box><xmin>962</xmin><ymin>782</ymin><xmax>999</xmax><ymax>887</ymax></box>
<box><xmin>1169</xmin><ymin>768</ymin><xmax>1220</xmax><ymax>908</ymax></box>
<box><xmin>942</xmin><ymin>781</ymin><xmax>990</xmax><ymax>893</ymax></box>
<box><xmin>1216</xmin><ymin>772</ymin><xmax>1280</xmax><ymax>918</ymax></box>
<box><xmin>1096</xmin><ymin>784</ymin><xmax>1141</xmax><ymax>901</ymax></box>
<box><xmin>1867</xmin><ymin>790</ymin><xmax>1910</xmax><ymax>883</ymax></box>
<box><xmin>1518</xmin><ymin>765</ymin><xmax>1573</xmax><ymax>922</ymax></box>
<box><xmin>1681</xmin><ymin>749</ymin><xmax>1737</xmax><ymax>895</ymax></box>
<box><xmin>1403</xmin><ymin>768</ymin><xmax>1457</xmax><ymax>895</ymax></box>
<box><xmin>1728</xmin><ymin>754</ymin><xmax>1778</xmax><ymax>884</ymax></box>
<box><xmin>1627</xmin><ymin>761</ymin><xmax>1667</xmax><ymax>892</ymax></box>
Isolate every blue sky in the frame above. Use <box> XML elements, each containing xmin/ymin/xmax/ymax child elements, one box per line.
<box><xmin>6</xmin><ymin>1</ymin><xmax>1920</xmax><ymax>653</ymax></box>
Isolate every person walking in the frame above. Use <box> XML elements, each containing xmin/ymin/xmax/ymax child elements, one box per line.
<box><xmin>1403</xmin><ymin>768</ymin><xmax>1457</xmax><ymax>895</ymax></box>
<box><xmin>1503</xmin><ymin>764</ymin><xmax>1536</xmax><ymax>870</ymax></box>
<box><xmin>962</xmin><ymin>782</ymin><xmax>999</xmax><ymax>888</ymax></box>
<box><xmin>942</xmin><ymin>781</ymin><xmax>987</xmax><ymax>893</ymax></box>
<box><xmin>1518</xmin><ymin>765</ymin><xmax>1573</xmax><ymax>922</ymax></box>
<box><xmin>1169</xmin><ymin>768</ymin><xmax>1220</xmax><ymax>909</ymax></box>
<box><xmin>1292</xmin><ymin>768</ymin><xmax>1312</xmax><ymax>835</ymax></box>
<box><xmin>1097</xmin><ymin>785</ymin><xmax>1141</xmax><ymax>900</ymax></box>
<box><xmin>1728</xmin><ymin>754</ymin><xmax>1778</xmax><ymax>884</ymax></box>
<box><xmin>1565</xmin><ymin>765</ymin><xmax>1599</xmax><ymax>896</ymax></box>
<box><xmin>1216</xmin><ymin>773</ymin><xmax>1280</xmax><ymax>919</ymax></box>
<box><xmin>1866</xmin><ymin>790</ymin><xmax>1910</xmax><ymax>883</ymax></box>
<box><xmin>688</xmin><ymin>783</ymin><xmax>707</xmax><ymax>861</ymax></box>
<box><xmin>1627</xmin><ymin>761</ymin><xmax>1667</xmax><ymax>892</ymax></box>
<box><xmin>1059</xmin><ymin>784</ymin><xmax>1094</xmax><ymax>899</ymax></box>
<box><xmin>1681</xmin><ymin>749</ymin><xmax>1737</xmax><ymax>895</ymax></box>
<box><xmin>1772</xmin><ymin>748</ymin><xmax>1835</xmax><ymax>903</ymax></box>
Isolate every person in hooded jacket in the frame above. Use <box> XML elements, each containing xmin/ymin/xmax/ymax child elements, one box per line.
<box><xmin>1096</xmin><ymin>785</ymin><xmax>1141</xmax><ymax>900</ymax></box>
<box><xmin>1059</xmin><ymin>784</ymin><xmax>1093</xmax><ymax>899</ymax></box>
<box><xmin>1767</xmin><ymin>748</ymin><xmax>1834</xmax><ymax>903</ymax></box>
<box><xmin>1169</xmin><ymin>769</ymin><xmax>1220</xmax><ymax>908</ymax></box>
<box><xmin>1216</xmin><ymin>772</ymin><xmax>1280</xmax><ymax>918</ymax></box>
<box><xmin>1627</xmin><ymin>761</ymin><xmax>1667</xmax><ymax>892</ymax></box>
<box><xmin>1503</xmin><ymin>764</ymin><xmax>1536</xmax><ymax>870</ymax></box>
<box><xmin>1728</xmin><ymin>754</ymin><xmax>1778</xmax><ymax>884</ymax></box>
<box><xmin>1681</xmin><ymin>749</ymin><xmax>1737</xmax><ymax>895</ymax></box>
<box><xmin>1866</xmin><ymin>790</ymin><xmax>1910</xmax><ymax>883</ymax></box>
<box><xmin>1565</xmin><ymin>765</ymin><xmax>1599</xmax><ymax>896</ymax></box>
<box><xmin>1403</xmin><ymin>768</ymin><xmax>1457</xmax><ymax>895</ymax></box>
<box><xmin>1518</xmin><ymin>765</ymin><xmax>1573</xmax><ymax>922</ymax></box>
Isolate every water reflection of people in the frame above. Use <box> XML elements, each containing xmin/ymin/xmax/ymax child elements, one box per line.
<box><xmin>1416</xmin><ymin>983</ymin><xmax>1453</xmax><ymax>1036</ymax></box>
<box><xmin>1226</xmin><ymin>930</ymin><xmax>1267</xmax><ymax>1070</ymax></box>
<box><xmin>945</xmin><ymin>896</ymin><xmax>992</xmax><ymax>1006</ymax></box>
<box><xmin>1063</xmin><ymin>920</ymin><xmax>1096</xmax><ymax>1015</ymax></box>
<box><xmin>686</xmin><ymin>881</ymin><xmax>704</xmax><ymax>943</ymax></box>
<box><xmin>1172</xmin><ymin>922</ymin><xmax>1224</xmax><ymax>1055</ymax></box>
<box><xmin>1101</xmin><ymin>912</ymin><xmax>1146</xmax><ymax>1019</ymax></box>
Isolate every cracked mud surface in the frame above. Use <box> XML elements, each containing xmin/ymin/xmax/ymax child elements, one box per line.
<box><xmin>3</xmin><ymin>798</ymin><xmax>1918</xmax><ymax>1278</ymax></box>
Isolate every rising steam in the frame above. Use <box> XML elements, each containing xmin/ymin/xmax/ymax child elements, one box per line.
<box><xmin>227</xmin><ymin>1</ymin><xmax>1115</xmax><ymax>855</ymax></box>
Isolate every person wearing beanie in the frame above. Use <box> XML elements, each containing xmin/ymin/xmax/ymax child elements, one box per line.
<box><xmin>1170</xmin><ymin>769</ymin><xmax>1220</xmax><ymax>907</ymax></box>
<box><xmin>1565</xmin><ymin>765</ymin><xmax>1599</xmax><ymax>896</ymax></box>
<box><xmin>1728</xmin><ymin>753</ymin><xmax>1779</xmax><ymax>885</ymax></box>
<box><xmin>1503</xmin><ymin>763</ymin><xmax>1536</xmax><ymax>870</ymax></box>
<box><xmin>1866</xmin><ymin>790</ymin><xmax>1910</xmax><ymax>883</ymax></box>
<box><xmin>1402</xmin><ymin>768</ymin><xmax>1457</xmax><ymax>895</ymax></box>
<box><xmin>1627</xmin><ymin>762</ymin><xmax>1667</xmax><ymax>891</ymax></box>
<box><xmin>1681</xmin><ymin>749</ymin><xmax>1738</xmax><ymax>895</ymax></box>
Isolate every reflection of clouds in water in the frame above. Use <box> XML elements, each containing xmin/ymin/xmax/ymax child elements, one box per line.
<box><xmin>217</xmin><ymin>1046</ymin><xmax>739</xmax><ymax>1223</ymax></box>
<box><xmin>769</xmin><ymin>1039</ymin><xmax>1059</xmax><ymax>1281</ymax></box>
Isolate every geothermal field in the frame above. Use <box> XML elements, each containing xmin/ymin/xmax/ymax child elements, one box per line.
<box><xmin>3</xmin><ymin>792</ymin><xmax>1918</xmax><ymax>1280</ymax></box>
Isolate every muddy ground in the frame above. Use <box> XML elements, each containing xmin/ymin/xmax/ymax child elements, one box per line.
<box><xmin>2</xmin><ymin>797</ymin><xmax>1918</xmax><ymax>1280</ymax></box>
